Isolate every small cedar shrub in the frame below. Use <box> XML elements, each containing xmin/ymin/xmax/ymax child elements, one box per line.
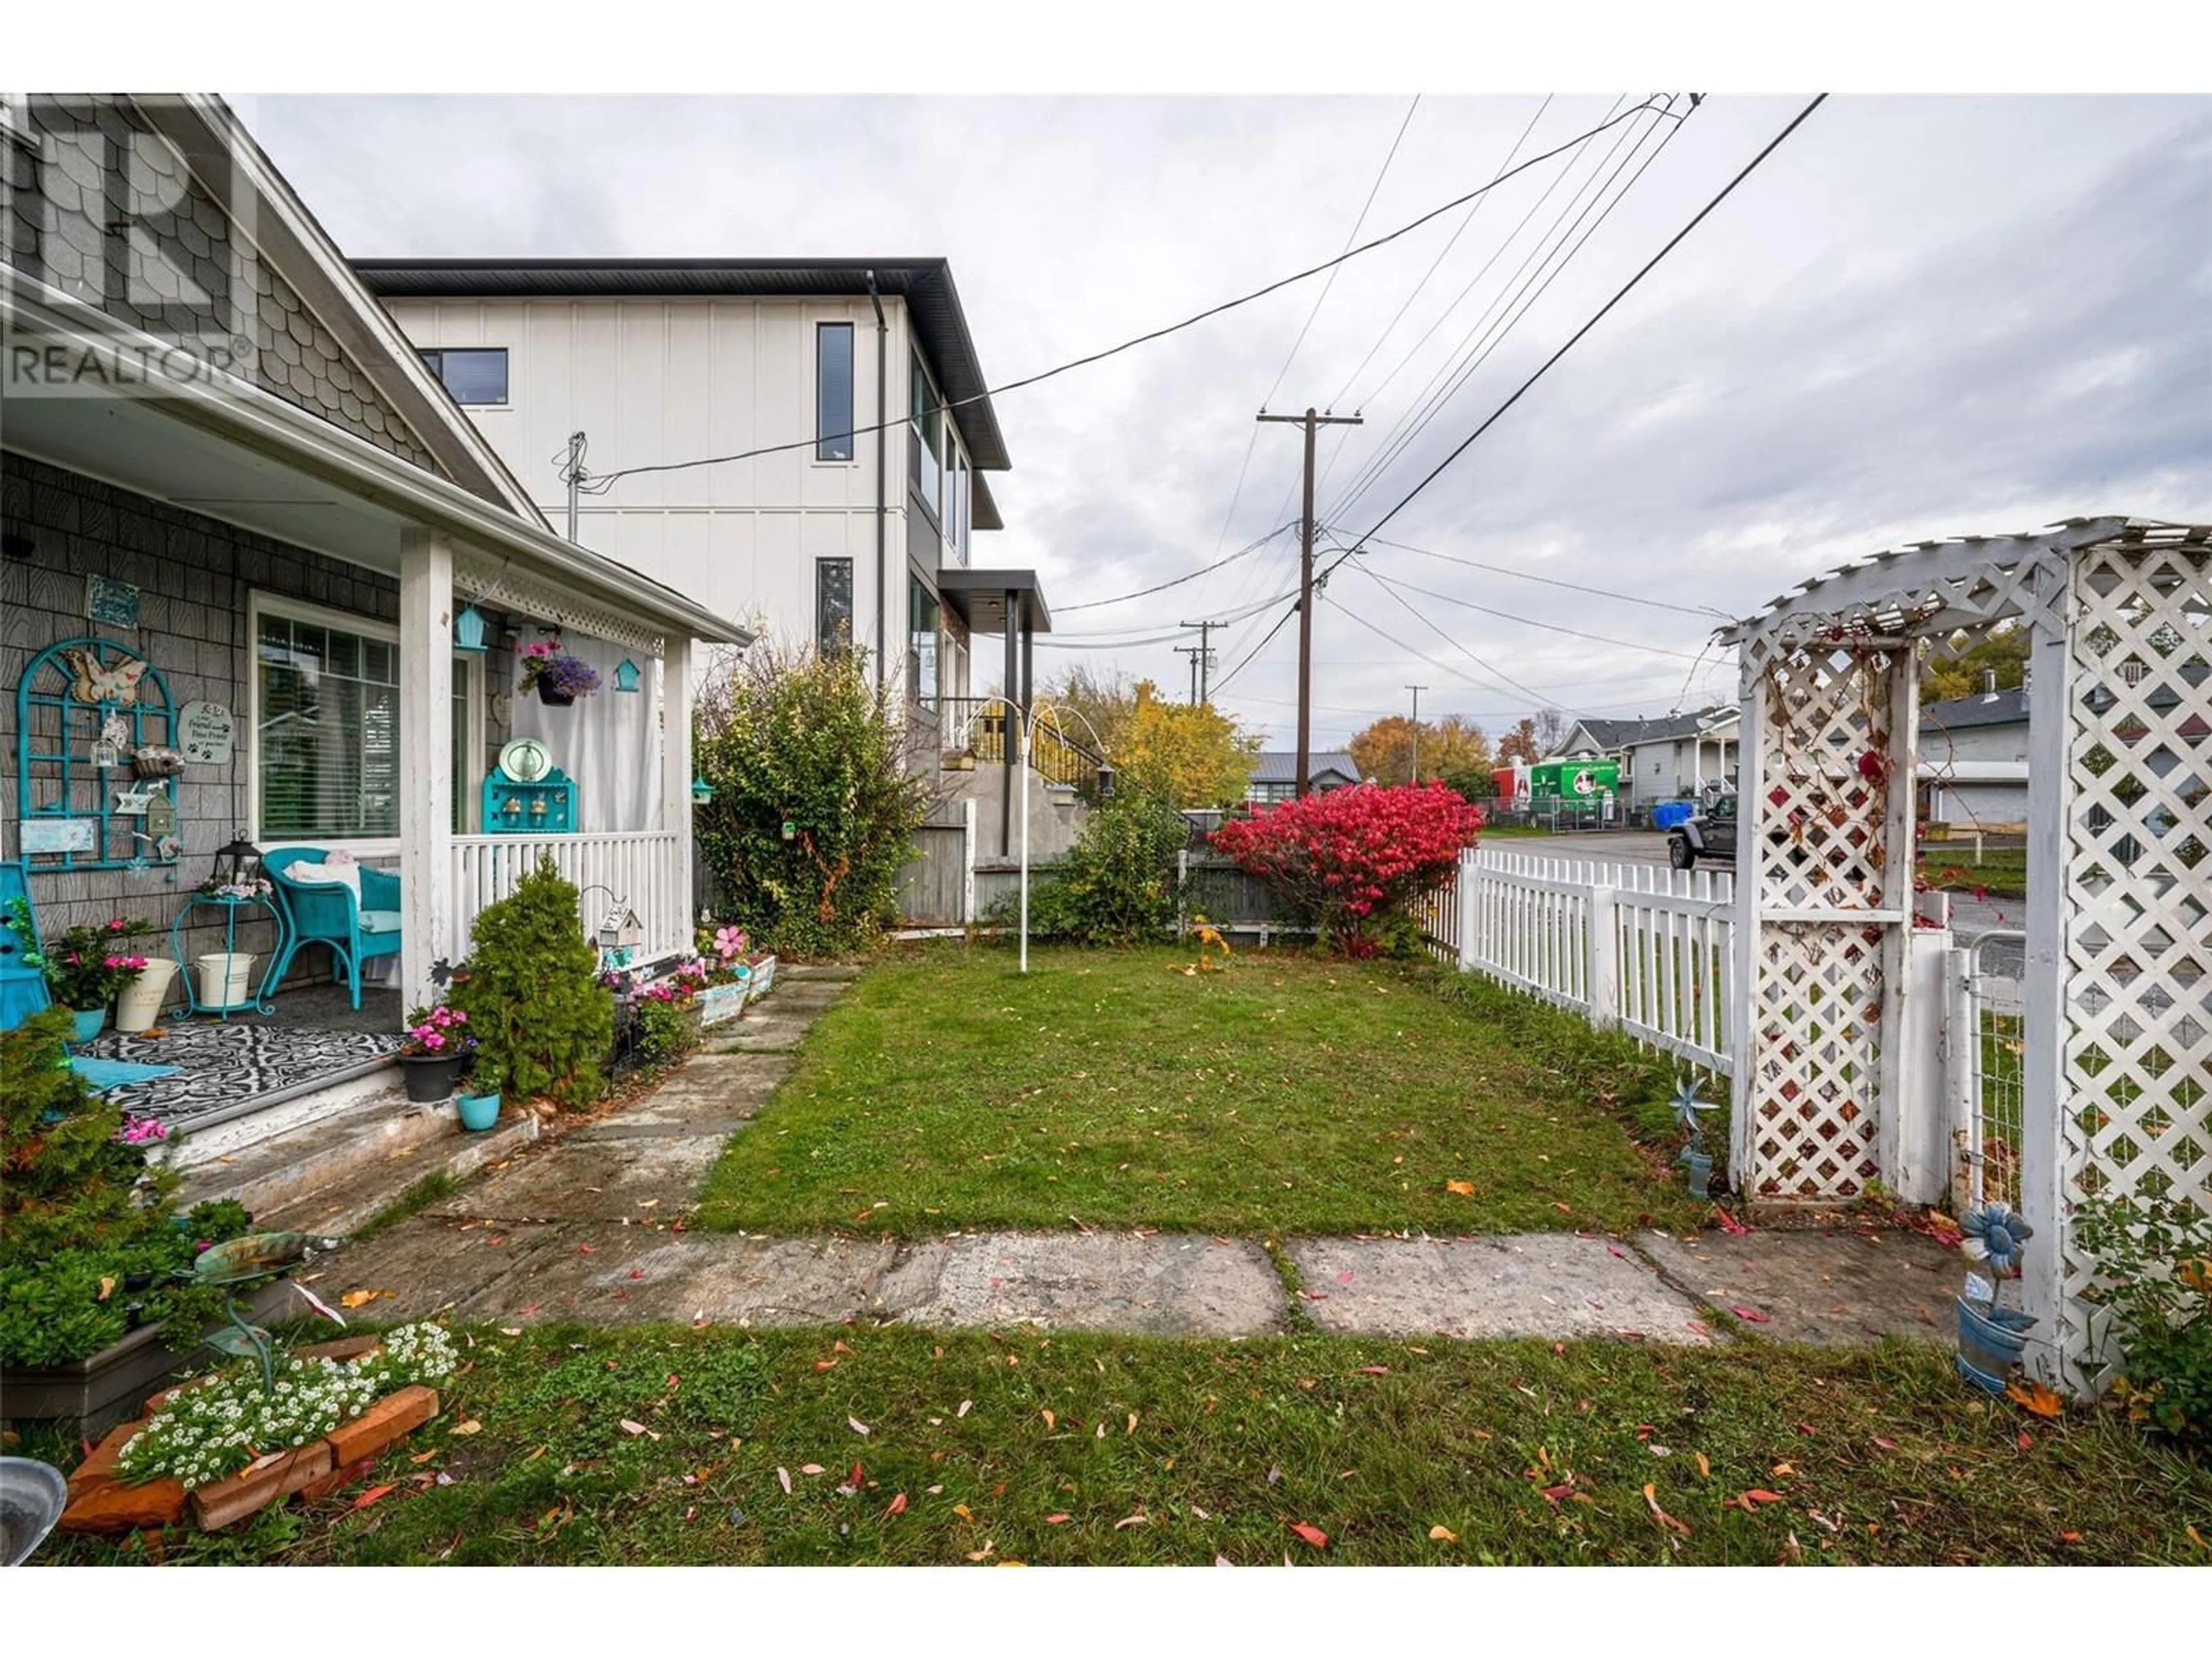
<box><xmin>1210</xmin><ymin>781</ymin><xmax>1482</xmax><ymax>955</ymax></box>
<box><xmin>447</xmin><ymin>854</ymin><xmax>613</xmax><ymax>1109</ymax></box>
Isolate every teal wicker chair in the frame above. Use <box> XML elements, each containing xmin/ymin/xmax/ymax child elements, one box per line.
<box><xmin>263</xmin><ymin>849</ymin><xmax>402</xmax><ymax>1010</ymax></box>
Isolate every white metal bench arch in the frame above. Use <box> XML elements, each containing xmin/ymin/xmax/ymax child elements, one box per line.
<box><xmin>1719</xmin><ymin>516</ymin><xmax>2210</xmax><ymax>1390</ymax></box>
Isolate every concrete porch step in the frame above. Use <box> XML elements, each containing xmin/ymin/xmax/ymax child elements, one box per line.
<box><xmin>173</xmin><ymin>1083</ymin><xmax>463</xmax><ymax>1221</ymax></box>
<box><xmin>253</xmin><ymin>1112</ymin><xmax>541</xmax><ymax>1240</ymax></box>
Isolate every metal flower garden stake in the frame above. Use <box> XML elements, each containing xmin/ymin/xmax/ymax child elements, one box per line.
<box><xmin>1955</xmin><ymin>1202</ymin><xmax>2037</xmax><ymax>1394</ymax></box>
<box><xmin>185</xmin><ymin>1232</ymin><xmax>345</xmax><ymax>1393</ymax></box>
<box><xmin>1673</xmin><ymin>1077</ymin><xmax>1717</xmax><ymax>1195</ymax></box>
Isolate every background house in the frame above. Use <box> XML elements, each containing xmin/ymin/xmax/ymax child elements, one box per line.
<box><xmin>1918</xmin><ymin>684</ymin><xmax>2029</xmax><ymax>828</ymax></box>
<box><xmin>1244</xmin><ymin>751</ymin><xmax>1362</xmax><ymax>805</ymax></box>
<box><xmin>1553</xmin><ymin>708</ymin><xmax>1737</xmax><ymax>809</ymax></box>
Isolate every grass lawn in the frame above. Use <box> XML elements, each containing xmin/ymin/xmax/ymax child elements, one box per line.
<box><xmin>37</xmin><ymin>1321</ymin><xmax>2210</xmax><ymax>1566</ymax></box>
<box><xmin>1916</xmin><ymin>849</ymin><xmax>2028</xmax><ymax>899</ymax></box>
<box><xmin>695</xmin><ymin>943</ymin><xmax>1703</xmax><ymax>1240</ymax></box>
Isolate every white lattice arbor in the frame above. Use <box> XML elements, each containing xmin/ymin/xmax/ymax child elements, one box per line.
<box><xmin>1724</xmin><ymin>518</ymin><xmax>2211</xmax><ymax>1389</ymax></box>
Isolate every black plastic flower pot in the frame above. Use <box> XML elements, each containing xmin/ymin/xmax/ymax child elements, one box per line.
<box><xmin>399</xmin><ymin>1052</ymin><xmax>468</xmax><ymax>1102</ymax></box>
<box><xmin>536</xmin><ymin>682</ymin><xmax>575</xmax><ymax>707</ymax></box>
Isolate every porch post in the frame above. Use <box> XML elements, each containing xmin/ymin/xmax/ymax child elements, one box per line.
<box><xmin>662</xmin><ymin>634</ymin><xmax>695</xmax><ymax>955</ymax></box>
<box><xmin>397</xmin><ymin>527</ymin><xmax>454</xmax><ymax>1017</ymax></box>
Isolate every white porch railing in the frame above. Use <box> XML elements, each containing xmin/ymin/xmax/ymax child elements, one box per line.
<box><xmin>450</xmin><ymin>831</ymin><xmax>689</xmax><ymax>965</ymax></box>
<box><xmin>1429</xmin><ymin>846</ymin><xmax>1736</xmax><ymax>1075</ymax></box>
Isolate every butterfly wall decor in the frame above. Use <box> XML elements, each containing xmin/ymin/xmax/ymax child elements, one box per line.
<box><xmin>58</xmin><ymin>646</ymin><xmax>151</xmax><ymax>706</ymax></box>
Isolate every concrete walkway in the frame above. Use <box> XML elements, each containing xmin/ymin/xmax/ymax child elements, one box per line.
<box><xmin>309</xmin><ymin>962</ymin><xmax>1961</xmax><ymax>1346</ymax></box>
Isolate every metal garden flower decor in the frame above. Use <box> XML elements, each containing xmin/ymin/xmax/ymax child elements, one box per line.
<box><xmin>1956</xmin><ymin>1200</ymin><xmax>2039</xmax><ymax>1395</ymax></box>
<box><xmin>1673</xmin><ymin>1076</ymin><xmax>1718</xmax><ymax>1194</ymax></box>
<box><xmin>1961</xmin><ymin>1201</ymin><xmax>2033</xmax><ymax>1274</ymax></box>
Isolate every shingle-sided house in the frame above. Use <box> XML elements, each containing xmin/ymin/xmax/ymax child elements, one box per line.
<box><xmin>3</xmin><ymin>94</ymin><xmax>752</xmax><ymax>1136</ymax></box>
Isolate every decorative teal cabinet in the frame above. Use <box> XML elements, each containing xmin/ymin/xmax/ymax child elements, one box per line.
<box><xmin>480</xmin><ymin>736</ymin><xmax>579</xmax><ymax>834</ymax></box>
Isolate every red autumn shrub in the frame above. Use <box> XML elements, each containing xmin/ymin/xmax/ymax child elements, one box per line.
<box><xmin>1209</xmin><ymin>782</ymin><xmax>1483</xmax><ymax>954</ymax></box>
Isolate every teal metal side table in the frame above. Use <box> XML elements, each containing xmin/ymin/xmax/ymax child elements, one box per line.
<box><xmin>169</xmin><ymin>891</ymin><xmax>288</xmax><ymax>1018</ymax></box>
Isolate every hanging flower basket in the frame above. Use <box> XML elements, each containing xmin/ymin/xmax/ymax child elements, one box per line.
<box><xmin>517</xmin><ymin>645</ymin><xmax>600</xmax><ymax>706</ymax></box>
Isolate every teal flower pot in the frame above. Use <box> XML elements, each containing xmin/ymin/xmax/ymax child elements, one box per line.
<box><xmin>456</xmin><ymin>1091</ymin><xmax>502</xmax><ymax>1132</ymax></box>
<box><xmin>1955</xmin><ymin>1296</ymin><xmax>2036</xmax><ymax>1391</ymax></box>
<box><xmin>71</xmin><ymin>1007</ymin><xmax>108</xmax><ymax>1044</ymax></box>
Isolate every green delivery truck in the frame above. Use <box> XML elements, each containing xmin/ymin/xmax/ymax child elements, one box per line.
<box><xmin>1528</xmin><ymin>757</ymin><xmax>1620</xmax><ymax>826</ymax></box>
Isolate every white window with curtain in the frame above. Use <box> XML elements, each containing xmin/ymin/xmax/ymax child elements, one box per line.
<box><xmin>251</xmin><ymin>593</ymin><xmax>484</xmax><ymax>846</ymax></box>
<box><xmin>251</xmin><ymin>594</ymin><xmax>403</xmax><ymax>846</ymax></box>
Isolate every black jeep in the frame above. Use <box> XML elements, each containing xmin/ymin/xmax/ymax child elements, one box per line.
<box><xmin>1667</xmin><ymin>788</ymin><xmax>1738</xmax><ymax>869</ymax></box>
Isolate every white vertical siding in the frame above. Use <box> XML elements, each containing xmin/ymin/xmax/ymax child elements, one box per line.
<box><xmin>384</xmin><ymin>293</ymin><xmax>968</xmax><ymax>685</ymax></box>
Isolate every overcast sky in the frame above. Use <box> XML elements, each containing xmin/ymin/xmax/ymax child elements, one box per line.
<box><xmin>243</xmin><ymin>92</ymin><xmax>2211</xmax><ymax>750</ymax></box>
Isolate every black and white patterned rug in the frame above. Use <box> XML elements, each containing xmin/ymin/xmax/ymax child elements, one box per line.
<box><xmin>82</xmin><ymin>1022</ymin><xmax>402</xmax><ymax>1133</ymax></box>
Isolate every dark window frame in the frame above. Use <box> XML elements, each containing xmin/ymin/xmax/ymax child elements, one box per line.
<box><xmin>816</xmin><ymin>556</ymin><xmax>855</xmax><ymax>658</ymax></box>
<box><xmin>815</xmin><ymin>321</ymin><xmax>855</xmax><ymax>462</ymax></box>
<box><xmin>418</xmin><ymin>347</ymin><xmax>509</xmax><ymax>406</ymax></box>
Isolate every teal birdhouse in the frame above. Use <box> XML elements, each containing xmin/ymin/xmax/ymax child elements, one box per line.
<box><xmin>613</xmin><ymin>658</ymin><xmax>642</xmax><ymax>692</ymax></box>
<box><xmin>453</xmin><ymin>605</ymin><xmax>489</xmax><ymax>651</ymax></box>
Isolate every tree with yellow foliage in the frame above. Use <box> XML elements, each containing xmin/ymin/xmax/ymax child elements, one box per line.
<box><xmin>1118</xmin><ymin>680</ymin><xmax>1260</xmax><ymax>808</ymax></box>
<box><xmin>1349</xmin><ymin>713</ymin><xmax>1491</xmax><ymax>785</ymax></box>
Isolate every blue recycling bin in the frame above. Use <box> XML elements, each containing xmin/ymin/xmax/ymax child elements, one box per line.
<box><xmin>1652</xmin><ymin>801</ymin><xmax>1694</xmax><ymax>831</ymax></box>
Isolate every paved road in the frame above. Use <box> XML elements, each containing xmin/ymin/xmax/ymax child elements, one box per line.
<box><xmin>1490</xmin><ymin>831</ymin><xmax>2028</xmax><ymax>975</ymax></box>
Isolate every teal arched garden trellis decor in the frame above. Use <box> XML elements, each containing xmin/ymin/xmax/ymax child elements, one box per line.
<box><xmin>14</xmin><ymin>635</ymin><xmax>181</xmax><ymax>873</ymax></box>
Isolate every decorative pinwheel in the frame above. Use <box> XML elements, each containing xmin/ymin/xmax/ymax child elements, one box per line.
<box><xmin>1960</xmin><ymin>1203</ymin><xmax>2033</xmax><ymax>1275</ymax></box>
<box><xmin>1672</xmin><ymin>1077</ymin><xmax>1717</xmax><ymax>1155</ymax></box>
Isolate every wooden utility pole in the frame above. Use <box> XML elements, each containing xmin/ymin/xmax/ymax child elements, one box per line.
<box><xmin>1257</xmin><ymin>407</ymin><xmax>1362</xmax><ymax>796</ymax></box>
<box><xmin>1175</xmin><ymin>642</ymin><xmax>1205</xmax><ymax>705</ymax></box>
<box><xmin>1177</xmin><ymin>618</ymin><xmax>1219</xmax><ymax>705</ymax></box>
<box><xmin>1406</xmin><ymin>684</ymin><xmax>1427</xmax><ymax>782</ymax></box>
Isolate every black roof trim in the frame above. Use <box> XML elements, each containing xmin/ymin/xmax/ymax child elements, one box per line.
<box><xmin>938</xmin><ymin>567</ymin><xmax>1052</xmax><ymax>635</ymax></box>
<box><xmin>351</xmin><ymin>257</ymin><xmax>1010</xmax><ymax>472</ymax></box>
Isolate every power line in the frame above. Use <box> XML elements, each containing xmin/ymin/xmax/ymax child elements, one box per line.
<box><xmin>1217</xmin><ymin>94</ymin><xmax>1426</xmax><ymax>649</ymax></box>
<box><xmin>575</xmin><ymin>99</ymin><xmax>1676</xmax><ymax>491</ymax></box>
<box><xmin>1347</xmin><ymin>530</ymin><xmax>1732</xmax><ymax>619</ymax></box>
<box><xmin>1210</xmin><ymin>602</ymin><xmax>1302</xmax><ymax>696</ymax></box>
<box><xmin>1335</xmin><ymin>95</ymin><xmax>1632</xmax><ymax>468</ymax></box>
<box><xmin>1342</xmin><ymin>557</ymin><xmax>1556</xmax><ymax>704</ymax></box>
<box><xmin>1321</xmin><ymin>591</ymin><xmax>1550</xmax><ymax>705</ymax></box>
<box><xmin>1055</xmin><ymin>521</ymin><xmax>1297</xmax><ymax>613</ymax></box>
<box><xmin>1325</xmin><ymin>93</ymin><xmax>1686</xmax><ymax>525</ymax></box>
<box><xmin>1325</xmin><ymin>96</ymin><xmax>1554</xmax><ymax>412</ymax></box>
<box><xmin>1322</xmin><ymin>94</ymin><xmax>1827</xmax><ymax>573</ymax></box>
<box><xmin>1260</xmin><ymin>93</ymin><xmax>1422</xmax><ymax>412</ymax></box>
<box><xmin>1356</xmin><ymin>562</ymin><xmax>1714</xmax><ymax>661</ymax></box>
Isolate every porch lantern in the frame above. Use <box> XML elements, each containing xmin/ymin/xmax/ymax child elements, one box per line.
<box><xmin>210</xmin><ymin>832</ymin><xmax>262</xmax><ymax>889</ymax></box>
<box><xmin>453</xmin><ymin>604</ymin><xmax>489</xmax><ymax>652</ymax></box>
<box><xmin>612</xmin><ymin>658</ymin><xmax>642</xmax><ymax>692</ymax></box>
<box><xmin>691</xmin><ymin>775</ymin><xmax>715</xmax><ymax>806</ymax></box>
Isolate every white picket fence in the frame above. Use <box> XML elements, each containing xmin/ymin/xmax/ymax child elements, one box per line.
<box><xmin>1428</xmin><ymin>847</ymin><xmax>1736</xmax><ymax>1074</ymax></box>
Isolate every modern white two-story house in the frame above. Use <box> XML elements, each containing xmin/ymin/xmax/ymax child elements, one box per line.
<box><xmin>357</xmin><ymin>260</ymin><xmax>1092</xmax><ymax>910</ymax></box>
<box><xmin>355</xmin><ymin>259</ymin><xmax>1012</xmax><ymax>709</ymax></box>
